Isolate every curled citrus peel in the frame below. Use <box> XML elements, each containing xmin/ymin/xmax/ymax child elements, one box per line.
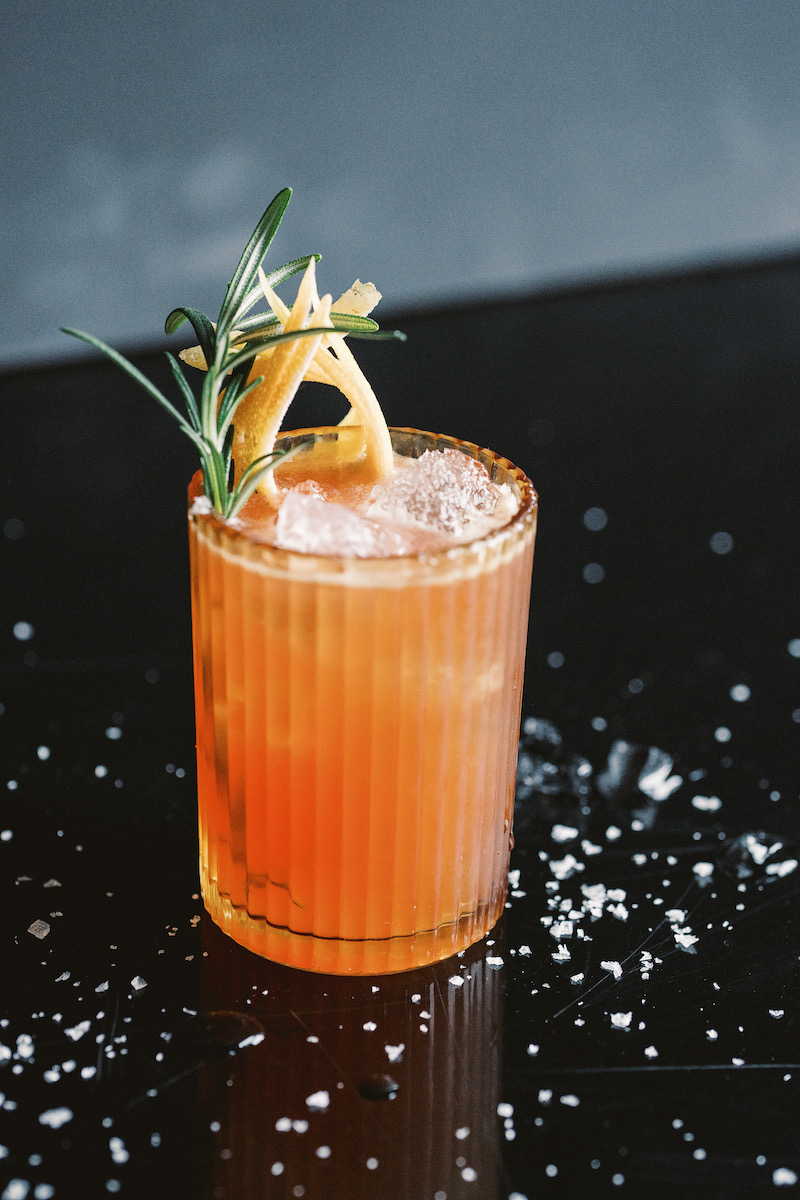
<box><xmin>180</xmin><ymin>261</ymin><xmax>394</xmax><ymax>504</ymax></box>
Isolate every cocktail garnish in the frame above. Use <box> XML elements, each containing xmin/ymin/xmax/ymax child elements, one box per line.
<box><xmin>62</xmin><ymin>187</ymin><xmax>405</xmax><ymax>518</ymax></box>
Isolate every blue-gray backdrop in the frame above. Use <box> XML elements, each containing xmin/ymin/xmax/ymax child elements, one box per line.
<box><xmin>3</xmin><ymin>0</ymin><xmax>800</xmax><ymax>367</ymax></box>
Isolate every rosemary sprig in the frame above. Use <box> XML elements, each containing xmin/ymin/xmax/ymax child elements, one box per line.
<box><xmin>62</xmin><ymin>187</ymin><xmax>405</xmax><ymax>520</ymax></box>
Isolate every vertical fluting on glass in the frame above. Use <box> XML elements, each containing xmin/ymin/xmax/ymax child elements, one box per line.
<box><xmin>189</xmin><ymin>428</ymin><xmax>537</xmax><ymax>974</ymax></box>
<box><xmin>223</xmin><ymin>522</ymin><xmax>248</xmax><ymax>910</ymax></box>
<box><xmin>365</xmin><ymin>583</ymin><xmax>402</xmax><ymax>946</ymax></box>
<box><xmin>312</xmin><ymin>578</ymin><xmax>345</xmax><ymax>941</ymax></box>
<box><xmin>241</xmin><ymin>554</ymin><xmax>267</xmax><ymax>919</ymax></box>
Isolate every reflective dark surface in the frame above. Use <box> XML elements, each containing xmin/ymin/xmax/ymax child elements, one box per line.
<box><xmin>2</xmin><ymin>256</ymin><xmax>800</xmax><ymax>1197</ymax></box>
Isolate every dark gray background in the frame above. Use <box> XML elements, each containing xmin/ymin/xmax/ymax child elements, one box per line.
<box><xmin>4</xmin><ymin>0</ymin><xmax>800</xmax><ymax>368</ymax></box>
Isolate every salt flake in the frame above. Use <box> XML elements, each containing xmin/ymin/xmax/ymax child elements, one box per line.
<box><xmin>39</xmin><ymin>1107</ymin><xmax>73</xmax><ymax>1129</ymax></box>
<box><xmin>64</xmin><ymin>1020</ymin><xmax>91</xmax><ymax>1042</ymax></box>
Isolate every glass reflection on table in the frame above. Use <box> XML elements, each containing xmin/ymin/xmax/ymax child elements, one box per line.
<box><xmin>196</xmin><ymin>916</ymin><xmax>505</xmax><ymax>1199</ymax></box>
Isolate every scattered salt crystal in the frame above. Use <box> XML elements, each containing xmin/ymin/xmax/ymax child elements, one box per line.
<box><xmin>64</xmin><ymin>1020</ymin><xmax>91</xmax><ymax>1042</ymax></box>
<box><xmin>15</xmin><ymin>1035</ymin><xmax>34</xmax><ymax>1059</ymax></box>
<box><xmin>130</xmin><ymin>976</ymin><xmax>147</xmax><ymax>991</ymax></box>
<box><xmin>774</xmin><ymin>1167</ymin><xmax>799</xmax><ymax>1186</ymax></box>
<box><xmin>606</xmin><ymin>826</ymin><xmax>622</xmax><ymax>841</ymax></box>
<box><xmin>109</xmin><ymin>1137</ymin><xmax>129</xmax><ymax>1164</ymax></box>
<box><xmin>362</xmin><ymin>1021</ymin><xmax>377</xmax><ymax>1032</ymax></box>
<box><xmin>537</xmin><ymin>1090</ymin><xmax>552</xmax><ymax>1105</ymax></box>
<box><xmin>238</xmin><ymin>1032</ymin><xmax>264</xmax><ymax>1048</ymax></box>
<box><xmin>570</xmin><ymin>973</ymin><xmax>585</xmax><ymax>984</ymax></box>
<box><xmin>551</xmin><ymin>825</ymin><xmax>579</xmax><ymax>843</ymax></box>
<box><xmin>517</xmin><ymin>945</ymin><xmax>532</xmax><ymax>957</ymax></box>
<box><xmin>551</xmin><ymin>945</ymin><xmax>571</xmax><ymax>963</ymax></box>
<box><xmin>550</xmin><ymin>854</ymin><xmax>584</xmax><ymax>880</ymax></box>
<box><xmin>306</xmin><ymin>1090</ymin><xmax>330</xmax><ymax>1111</ymax></box>
<box><xmin>28</xmin><ymin>919</ymin><xmax>50</xmax><ymax>940</ymax></box>
<box><xmin>673</xmin><ymin>929</ymin><xmax>699</xmax><ymax>951</ymax></box>
<box><xmin>292</xmin><ymin>1120</ymin><xmax>309</xmax><ymax>1133</ymax></box>
<box><xmin>706</xmin><ymin>1029</ymin><xmax>718</xmax><ymax>1040</ymax></box>
<box><xmin>581</xmin><ymin>883</ymin><xmax>607</xmax><ymax>919</ymax></box>
<box><xmin>607</xmin><ymin>902</ymin><xmax>629</xmax><ymax>921</ymax></box>
<box><xmin>665</xmin><ymin>909</ymin><xmax>687</xmax><ymax>923</ymax></box>
<box><xmin>39</xmin><ymin>1106</ymin><xmax>73</xmax><ymax>1129</ymax></box>
<box><xmin>770</xmin><ymin>1010</ymin><xmax>785</xmax><ymax>1019</ymax></box>
<box><xmin>550</xmin><ymin>921</ymin><xmax>573</xmax><ymax>940</ymax></box>
<box><xmin>527</xmin><ymin>1044</ymin><xmax>539</xmax><ymax>1056</ymax></box>
<box><xmin>601</xmin><ymin>960</ymin><xmax>623</xmax><ymax>980</ymax></box>
<box><xmin>497</xmin><ymin>1102</ymin><xmax>514</xmax><ymax>1117</ymax></box>
<box><xmin>560</xmin><ymin>1094</ymin><xmax>580</xmax><ymax>1107</ymax></box>
<box><xmin>692</xmin><ymin>795</ymin><xmax>722</xmax><ymax>811</ymax></box>
<box><xmin>610</xmin><ymin>1012</ymin><xmax>633</xmax><ymax>1030</ymax></box>
<box><xmin>639</xmin><ymin>760</ymin><xmax>683</xmax><ymax>800</ymax></box>
<box><xmin>384</xmin><ymin>1044</ymin><xmax>404</xmax><ymax>1062</ymax></box>
<box><xmin>645</xmin><ymin>1045</ymin><xmax>658</xmax><ymax>1058</ymax></box>
<box><xmin>275</xmin><ymin>1118</ymin><xmax>292</xmax><ymax>1132</ymax></box>
<box><xmin>693</xmin><ymin>862</ymin><xmax>714</xmax><ymax>880</ymax></box>
<box><xmin>766</xmin><ymin>859</ymin><xmax>798</xmax><ymax>878</ymax></box>
<box><xmin>581</xmin><ymin>839</ymin><xmax>603</xmax><ymax>856</ymax></box>
<box><xmin>2</xmin><ymin>1181</ymin><xmax>29</xmax><ymax>1200</ymax></box>
<box><xmin>448</xmin><ymin>976</ymin><xmax>465</xmax><ymax>988</ymax></box>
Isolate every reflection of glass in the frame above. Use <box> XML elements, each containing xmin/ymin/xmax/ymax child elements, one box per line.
<box><xmin>197</xmin><ymin>918</ymin><xmax>504</xmax><ymax>1198</ymax></box>
<box><xmin>189</xmin><ymin>429</ymin><xmax>537</xmax><ymax>974</ymax></box>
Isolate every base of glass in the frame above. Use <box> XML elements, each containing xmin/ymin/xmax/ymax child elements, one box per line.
<box><xmin>200</xmin><ymin>874</ymin><xmax>505</xmax><ymax>975</ymax></box>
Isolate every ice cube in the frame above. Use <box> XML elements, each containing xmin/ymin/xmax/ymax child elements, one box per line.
<box><xmin>274</xmin><ymin>492</ymin><xmax>410</xmax><ymax>557</ymax></box>
<box><xmin>367</xmin><ymin>449</ymin><xmax>513</xmax><ymax>537</ymax></box>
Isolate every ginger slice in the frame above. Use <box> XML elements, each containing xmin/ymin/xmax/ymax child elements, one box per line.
<box><xmin>232</xmin><ymin>260</ymin><xmax>332</xmax><ymax>503</ymax></box>
<box><xmin>253</xmin><ymin>269</ymin><xmax>393</xmax><ymax>481</ymax></box>
<box><xmin>179</xmin><ymin>268</ymin><xmax>394</xmax><ymax>501</ymax></box>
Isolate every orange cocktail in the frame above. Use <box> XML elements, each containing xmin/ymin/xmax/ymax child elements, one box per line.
<box><xmin>189</xmin><ymin>427</ymin><xmax>537</xmax><ymax>974</ymax></box>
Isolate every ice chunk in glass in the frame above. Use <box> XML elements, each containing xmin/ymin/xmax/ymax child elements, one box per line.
<box><xmin>366</xmin><ymin>449</ymin><xmax>515</xmax><ymax>538</ymax></box>
<box><xmin>274</xmin><ymin>491</ymin><xmax>411</xmax><ymax>557</ymax></box>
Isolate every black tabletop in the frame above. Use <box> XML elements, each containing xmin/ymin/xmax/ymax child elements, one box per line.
<box><xmin>2</xmin><ymin>255</ymin><xmax>800</xmax><ymax>1199</ymax></box>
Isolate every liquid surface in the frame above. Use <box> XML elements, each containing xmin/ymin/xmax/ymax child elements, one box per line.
<box><xmin>225</xmin><ymin>441</ymin><xmax>519</xmax><ymax>556</ymax></box>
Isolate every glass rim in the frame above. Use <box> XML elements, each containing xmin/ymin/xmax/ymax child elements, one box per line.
<box><xmin>189</xmin><ymin>426</ymin><xmax>538</xmax><ymax>573</ymax></box>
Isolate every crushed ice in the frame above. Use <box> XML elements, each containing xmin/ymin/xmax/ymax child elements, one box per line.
<box><xmin>367</xmin><ymin>448</ymin><xmax>515</xmax><ymax>536</ymax></box>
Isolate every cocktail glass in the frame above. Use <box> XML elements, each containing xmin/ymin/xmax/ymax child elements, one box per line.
<box><xmin>188</xmin><ymin>427</ymin><xmax>537</xmax><ymax>974</ymax></box>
